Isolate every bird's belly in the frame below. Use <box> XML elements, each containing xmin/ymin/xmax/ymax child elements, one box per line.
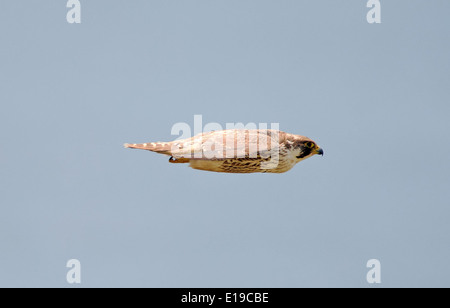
<box><xmin>189</xmin><ymin>157</ymin><xmax>296</xmax><ymax>174</ymax></box>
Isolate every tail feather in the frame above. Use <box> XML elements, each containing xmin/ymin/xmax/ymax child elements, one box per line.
<box><xmin>124</xmin><ymin>142</ymin><xmax>172</xmax><ymax>154</ymax></box>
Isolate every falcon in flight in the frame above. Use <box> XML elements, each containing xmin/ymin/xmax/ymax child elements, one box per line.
<box><xmin>124</xmin><ymin>129</ymin><xmax>323</xmax><ymax>173</ymax></box>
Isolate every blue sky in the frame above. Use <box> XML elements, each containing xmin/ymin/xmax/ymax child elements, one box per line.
<box><xmin>0</xmin><ymin>0</ymin><xmax>449</xmax><ymax>287</ymax></box>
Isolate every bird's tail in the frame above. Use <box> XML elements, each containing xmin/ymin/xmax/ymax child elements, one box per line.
<box><xmin>124</xmin><ymin>142</ymin><xmax>172</xmax><ymax>154</ymax></box>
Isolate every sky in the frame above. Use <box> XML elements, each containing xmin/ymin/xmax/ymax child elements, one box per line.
<box><xmin>0</xmin><ymin>0</ymin><xmax>449</xmax><ymax>287</ymax></box>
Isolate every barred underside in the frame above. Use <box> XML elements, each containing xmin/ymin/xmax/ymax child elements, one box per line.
<box><xmin>189</xmin><ymin>146</ymin><xmax>297</xmax><ymax>173</ymax></box>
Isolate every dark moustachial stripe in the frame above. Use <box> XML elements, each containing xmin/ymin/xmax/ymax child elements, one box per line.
<box><xmin>296</xmin><ymin>148</ymin><xmax>311</xmax><ymax>159</ymax></box>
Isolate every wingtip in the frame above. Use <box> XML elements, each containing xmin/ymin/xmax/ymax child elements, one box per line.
<box><xmin>123</xmin><ymin>143</ymin><xmax>131</xmax><ymax>148</ymax></box>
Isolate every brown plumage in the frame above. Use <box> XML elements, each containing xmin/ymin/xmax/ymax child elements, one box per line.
<box><xmin>124</xmin><ymin>129</ymin><xmax>323</xmax><ymax>173</ymax></box>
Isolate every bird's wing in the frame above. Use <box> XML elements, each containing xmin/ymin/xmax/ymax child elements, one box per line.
<box><xmin>171</xmin><ymin>129</ymin><xmax>283</xmax><ymax>160</ymax></box>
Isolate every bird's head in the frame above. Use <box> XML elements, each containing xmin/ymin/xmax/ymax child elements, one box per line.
<box><xmin>294</xmin><ymin>139</ymin><xmax>324</xmax><ymax>161</ymax></box>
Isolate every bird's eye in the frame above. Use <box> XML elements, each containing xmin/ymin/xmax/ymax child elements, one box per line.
<box><xmin>305</xmin><ymin>142</ymin><xmax>315</xmax><ymax>148</ymax></box>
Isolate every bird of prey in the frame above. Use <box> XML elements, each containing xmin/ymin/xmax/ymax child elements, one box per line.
<box><xmin>124</xmin><ymin>129</ymin><xmax>323</xmax><ymax>173</ymax></box>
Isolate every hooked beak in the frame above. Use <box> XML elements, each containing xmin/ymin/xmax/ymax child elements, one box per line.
<box><xmin>316</xmin><ymin>147</ymin><xmax>324</xmax><ymax>156</ymax></box>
